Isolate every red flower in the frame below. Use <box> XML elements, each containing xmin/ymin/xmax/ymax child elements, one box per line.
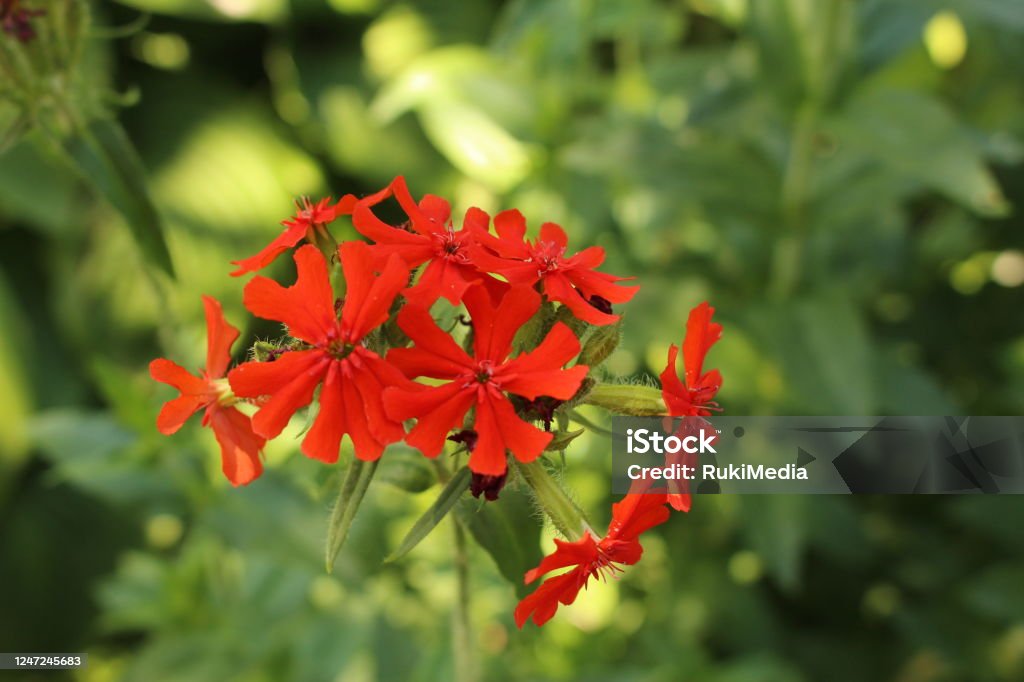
<box><xmin>352</xmin><ymin>176</ymin><xmax>505</xmax><ymax>305</ymax></box>
<box><xmin>230</xmin><ymin>195</ymin><xmax>357</xmax><ymax>277</ymax></box>
<box><xmin>660</xmin><ymin>301</ymin><xmax>722</xmax><ymax>417</ymax></box>
<box><xmin>470</xmin><ymin>210</ymin><xmax>639</xmax><ymax>325</ymax></box>
<box><xmin>150</xmin><ymin>296</ymin><xmax>265</xmax><ymax>486</ymax></box>
<box><xmin>514</xmin><ymin>493</ymin><xmax>670</xmax><ymax>627</ymax></box>
<box><xmin>382</xmin><ymin>285</ymin><xmax>589</xmax><ymax>476</ymax></box>
<box><xmin>227</xmin><ymin>243</ymin><xmax>409</xmax><ymax>462</ymax></box>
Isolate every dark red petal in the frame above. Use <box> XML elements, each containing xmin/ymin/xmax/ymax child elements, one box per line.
<box><xmin>243</xmin><ymin>245</ymin><xmax>336</xmax><ymax>346</ymax></box>
<box><xmin>229</xmin><ymin>223</ymin><xmax>306</xmax><ymax>277</ymax></box>
<box><xmin>683</xmin><ymin>302</ymin><xmax>722</xmax><ymax>387</ymax></box>
<box><xmin>207</xmin><ymin>405</ymin><xmax>265</xmax><ymax>486</ymax></box>
<box><xmin>340</xmin><ymin>243</ymin><xmax>409</xmax><ymax>341</ymax></box>
<box><xmin>465</xmin><ymin>284</ymin><xmax>540</xmax><ymax>362</ymax></box>
<box><xmin>201</xmin><ymin>295</ymin><xmax>240</xmax><ymax>379</ymax></box>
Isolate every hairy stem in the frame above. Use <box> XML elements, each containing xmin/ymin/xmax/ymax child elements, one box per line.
<box><xmin>516</xmin><ymin>459</ymin><xmax>591</xmax><ymax>540</ymax></box>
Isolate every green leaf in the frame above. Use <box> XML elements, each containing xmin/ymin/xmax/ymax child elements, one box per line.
<box><xmin>386</xmin><ymin>466</ymin><xmax>471</xmax><ymax>563</ymax></box>
<box><xmin>825</xmin><ymin>88</ymin><xmax>1010</xmax><ymax>217</ymax></box>
<box><xmin>62</xmin><ymin>119</ymin><xmax>175</xmax><ymax>277</ymax></box>
<box><xmin>325</xmin><ymin>458</ymin><xmax>379</xmax><ymax>572</ymax></box>
<box><xmin>456</xmin><ymin>486</ymin><xmax>543</xmax><ymax>597</ymax></box>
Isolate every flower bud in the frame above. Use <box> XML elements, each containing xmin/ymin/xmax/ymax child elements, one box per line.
<box><xmin>578</xmin><ymin>320</ymin><xmax>622</xmax><ymax>367</ymax></box>
<box><xmin>584</xmin><ymin>382</ymin><xmax>666</xmax><ymax>416</ymax></box>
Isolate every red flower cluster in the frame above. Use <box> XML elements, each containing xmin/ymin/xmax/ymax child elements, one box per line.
<box><xmin>153</xmin><ymin>176</ymin><xmax>636</xmax><ymax>483</ymax></box>
<box><xmin>151</xmin><ymin>175</ymin><xmax>724</xmax><ymax>628</ymax></box>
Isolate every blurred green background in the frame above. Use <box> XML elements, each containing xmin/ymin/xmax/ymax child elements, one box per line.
<box><xmin>2</xmin><ymin>0</ymin><xmax>1024</xmax><ymax>680</ymax></box>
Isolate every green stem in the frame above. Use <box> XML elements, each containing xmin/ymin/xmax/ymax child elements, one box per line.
<box><xmin>451</xmin><ymin>520</ymin><xmax>476</xmax><ymax>682</ymax></box>
<box><xmin>769</xmin><ymin>0</ymin><xmax>844</xmax><ymax>300</ymax></box>
<box><xmin>516</xmin><ymin>460</ymin><xmax>590</xmax><ymax>540</ymax></box>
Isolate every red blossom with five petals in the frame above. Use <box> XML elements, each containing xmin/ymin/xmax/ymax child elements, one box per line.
<box><xmin>352</xmin><ymin>176</ymin><xmax>505</xmax><ymax>305</ymax></box>
<box><xmin>382</xmin><ymin>285</ymin><xmax>589</xmax><ymax>476</ymax></box>
<box><xmin>150</xmin><ymin>296</ymin><xmax>265</xmax><ymax>486</ymax></box>
<box><xmin>230</xmin><ymin>195</ymin><xmax>357</xmax><ymax>277</ymax></box>
<box><xmin>471</xmin><ymin>210</ymin><xmax>639</xmax><ymax>325</ymax></box>
<box><xmin>514</xmin><ymin>493</ymin><xmax>670</xmax><ymax>627</ymax></box>
<box><xmin>227</xmin><ymin>243</ymin><xmax>409</xmax><ymax>462</ymax></box>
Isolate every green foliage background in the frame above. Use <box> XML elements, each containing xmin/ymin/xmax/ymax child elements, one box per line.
<box><xmin>2</xmin><ymin>1</ymin><xmax>1024</xmax><ymax>680</ymax></box>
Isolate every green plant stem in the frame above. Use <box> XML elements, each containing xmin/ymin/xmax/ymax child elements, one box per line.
<box><xmin>451</xmin><ymin>520</ymin><xmax>476</xmax><ymax>682</ymax></box>
<box><xmin>770</xmin><ymin>0</ymin><xmax>844</xmax><ymax>300</ymax></box>
<box><xmin>516</xmin><ymin>460</ymin><xmax>590</xmax><ymax>540</ymax></box>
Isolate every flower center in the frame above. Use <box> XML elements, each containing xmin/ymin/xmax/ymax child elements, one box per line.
<box><xmin>327</xmin><ymin>339</ymin><xmax>356</xmax><ymax>360</ymax></box>
<box><xmin>434</xmin><ymin>230</ymin><xmax>469</xmax><ymax>262</ymax></box>
<box><xmin>474</xmin><ymin>360</ymin><xmax>495</xmax><ymax>384</ymax></box>
<box><xmin>531</xmin><ymin>241</ymin><xmax>565</xmax><ymax>272</ymax></box>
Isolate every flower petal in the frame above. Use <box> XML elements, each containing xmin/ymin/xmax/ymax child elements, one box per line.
<box><xmin>384</xmin><ymin>382</ymin><xmax>475</xmax><ymax>457</ymax></box>
<box><xmin>229</xmin><ymin>223</ymin><xmax>306</xmax><ymax>277</ymax></box>
<box><xmin>683</xmin><ymin>301</ymin><xmax>722</xmax><ymax>387</ymax></box>
<box><xmin>542</xmin><ymin>273</ymin><xmax>619</xmax><ymax>326</ymax></box>
<box><xmin>472</xmin><ymin>394</ymin><xmax>551</xmax><ymax>474</ymax></box>
<box><xmin>302</xmin><ymin>362</ymin><xmax>348</xmax><ymax>463</ymax></box>
<box><xmin>207</xmin><ymin>405</ymin><xmax>265</xmax><ymax>486</ymax></box>
<box><xmin>466</xmin><ymin>284</ymin><xmax>540</xmax><ymax>362</ymax></box>
<box><xmin>523</xmin><ymin>534</ymin><xmax>600</xmax><ymax>583</ymax></box>
<box><xmin>604</xmin><ymin>493</ymin><xmax>670</xmax><ymax>546</ymax></box>
<box><xmin>150</xmin><ymin>358</ymin><xmax>208</xmax><ymax>396</ymax></box>
<box><xmin>514</xmin><ymin>568</ymin><xmax>590</xmax><ymax>628</ymax></box>
<box><xmin>391</xmin><ymin>305</ymin><xmax>473</xmax><ymax>378</ymax></box>
<box><xmin>243</xmin><ymin>245</ymin><xmax>336</xmax><ymax>346</ymax></box>
<box><xmin>340</xmin><ymin>242</ymin><xmax>409</xmax><ymax>341</ymax></box>
<box><xmin>156</xmin><ymin>393</ymin><xmax>209</xmax><ymax>435</ymax></box>
<box><xmin>499</xmin><ymin>322</ymin><xmax>587</xmax><ymax>400</ymax></box>
<box><xmin>229</xmin><ymin>350</ymin><xmax>330</xmax><ymax>439</ymax></box>
<box><xmin>202</xmin><ymin>295</ymin><xmax>240</xmax><ymax>379</ymax></box>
